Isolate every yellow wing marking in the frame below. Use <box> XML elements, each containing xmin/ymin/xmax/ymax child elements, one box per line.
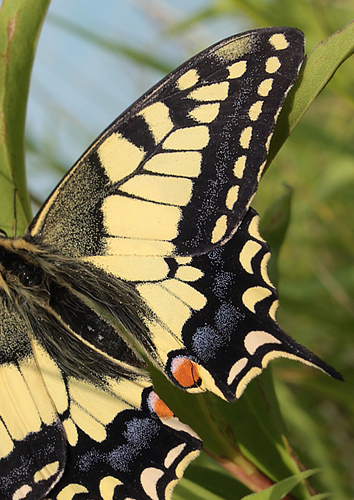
<box><xmin>144</xmin><ymin>151</ymin><xmax>202</xmax><ymax>178</ymax></box>
<box><xmin>104</xmin><ymin>237</ymin><xmax>174</xmax><ymax>257</ymax></box>
<box><xmin>242</xmin><ymin>286</ymin><xmax>272</xmax><ymax>313</ymax></box>
<box><xmin>235</xmin><ymin>366</ymin><xmax>262</xmax><ymax>399</ymax></box>
<box><xmin>85</xmin><ymin>255</ymin><xmax>169</xmax><ymax>282</ymax></box>
<box><xmin>33</xmin><ymin>341</ymin><xmax>68</xmax><ymax>414</ymax></box>
<box><xmin>260</xmin><ymin>253</ymin><xmax>273</xmax><ymax>287</ymax></box>
<box><xmin>176</xmin><ymin>69</ymin><xmax>199</xmax><ymax>90</ymax></box>
<box><xmin>107</xmin><ymin>376</ymin><xmax>150</xmax><ymax>408</ymax></box>
<box><xmin>13</xmin><ymin>484</ymin><xmax>32</xmax><ymax>500</ymax></box>
<box><xmin>258</xmin><ymin>78</ymin><xmax>273</xmax><ymax>97</ymax></box>
<box><xmin>162</xmin><ymin>279</ymin><xmax>207</xmax><ymax>311</ymax></box>
<box><xmin>248</xmin><ymin>100</ymin><xmax>263</xmax><ymax>121</ymax></box>
<box><xmin>62</xmin><ymin>417</ymin><xmax>78</xmax><ymax>447</ymax></box>
<box><xmin>102</xmin><ymin>196</ymin><xmax>181</xmax><ymax>240</ymax></box>
<box><xmin>269</xmin><ymin>33</ymin><xmax>289</xmax><ymax>50</ymax></box>
<box><xmin>140</xmin><ymin>467</ymin><xmax>164</xmax><ymax>500</ymax></box>
<box><xmin>227</xmin><ymin>358</ymin><xmax>248</xmax><ymax>385</ymax></box>
<box><xmin>239</xmin><ymin>126</ymin><xmax>252</xmax><ymax>149</ymax></box>
<box><xmin>33</xmin><ymin>461</ymin><xmax>60</xmax><ymax>483</ymax></box>
<box><xmin>68</xmin><ymin>378</ymin><xmax>129</xmax><ymax>442</ymax></box>
<box><xmin>57</xmin><ymin>484</ymin><xmax>88</xmax><ymax>500</ymax></box>
<box><xmin>140</xmin><ymin>102</ymin><xmax>174</xmax><ymax>143</ymax></box>
<box><xmin>225</xmin><ymin>185</ymin><xmax>239</xmax><ymax>210</ymax></box>
<box><xmin>175</xmin><ymin>265</ymin><xmax>203</xmax><ymax>282</ymax></box>
<box><xmin>215</xmin><ymin>37</ymin><xmax>251</xmax><ymax>61</ymax></box>
<box><xmin>189</xmin><ymin>103</ymin><xmax>220</xmax><ymax>124</ymax></box>
<box><xmin>97</xmin><ymin>133</ymin><xmax>145</xmax><ymax>183</ymax></box>
<box><xmin>0</xmin><ymin>420</ymin><xmax>12</xmax><ymax>458</ymax></box>
<box><xmin>0</xmin><ymin>360</ymin><xmax>55</xmax><ymax>446</ymax></box>
<box><xmin>99</xmin><ymin>476</ymin><xmax>123</xmax><ymax>500</ymax></box>
<box><xmin>247</xmin><ymin>214</ymin><xmax>265</xmax><ymax>242</ymax></box>
<box><xmin>265</xmin><ymin>56</ymin><xmax>281</xmax><ymax>74</ymax></box>
<box><xmin>233</xmin><ymin>155</ymin><xmax>246</xmax><ymax>178</ymax></box>
<box><xmin>163</xmin><ymin>126</ymin><xmax>209</xmax><ymax>151</ymax></box>
<box><xmin>244</xmin><ymin>330</ymin><xmax>281</xmax><ymax>355</ymax></box>
<box><xmin>188</xmin><ymin>81</ymin><xmax>229</xmax><ymax>102</ymax></box>
<box><xmin>268</xmin><ymin>300</ymin><xmax>279</xmax><ymax>321</ymax></box>
<box><xmin>164</xmin><ymin>443</ymin><xmax>186</xmax><ymax>468</ymax></box>
<box><xmin>211</xmin><ymin>215</ymin><xmax>228</xmax><ymax>244</ymax></box>
<box><xmin>227</xmin><ymin>60</ymin><xmax>247</xmax><ymax>79</ymax></box>
<box><xmin>137</xmin><ymin>282</ymin><xmax>191</xmax><ymax>342</ymax></box>
<box><xmin>119</xmin><ymin>174</ymin><xmax>193</xmax><ymax>206</ymax></box>
<box><xmin>239</xmin><ymin>240</ymin><xmax>262</xmax><ymax>274</ymax></box>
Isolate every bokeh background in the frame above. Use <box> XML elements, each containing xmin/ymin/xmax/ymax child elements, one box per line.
<box><xmin>25</xmin><ymin>1</ymin><xmax>354</xmax><ymax>498</ymax></box>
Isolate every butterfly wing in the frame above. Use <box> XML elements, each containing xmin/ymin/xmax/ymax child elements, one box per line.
<box><xmin>28</xmin><ymin>27</ymin><xmax>304</xmax><ymax>256</ymax></box>
<box><xmin>0</xmin><ymin>303</ymin><xmax>66</xmax><ymax>499</ymax></box>
<box><xmin>25</xmin><ymin>27</ymin><xmax>340</xmax><ymax>403</ymax></box>
<box><xmin>0</xmin><ymin>298</ymin><xmax>201</xmax><ymax>500</ymax></box>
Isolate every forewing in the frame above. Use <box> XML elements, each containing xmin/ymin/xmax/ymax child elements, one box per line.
<box><xmin>27</xmin><ymin>27</ymin><xmax>304</xmax><ymax>259</ymax></box>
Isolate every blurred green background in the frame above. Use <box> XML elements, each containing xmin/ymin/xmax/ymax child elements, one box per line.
<box><xmin>22</xmin><ymin>1</ymin><xmax>354</xmax><ymax>498</ymax></box>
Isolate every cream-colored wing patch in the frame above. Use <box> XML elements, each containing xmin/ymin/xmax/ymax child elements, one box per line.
<box><xmin>140</xmin><ymin>102</ymin><xmax>174</xmax><ymax>143</ymax></box>
<box><xmin>227</xmin><ymin>60</ymin><xmax>247</xmax><ymax>79</ymax></box>
<box><xmin>269</xmin><ymin>33</ymin><xmax>289</xmax><ymax>50</ymax></box>
<box><xmin>211</xmin><ymin>215</ymin><xmax>228</xmax><ymax>244</ymax></box>
<box><xmin>119</xmin><ymin>174</ymin><xmax>193</xmax><ymax>206</ymax></box>
<box><xmin>32</xmin><ymin>341</ymin><xmax>68</xmax><ymax>414</ymax></box>
<box><xmin>105</xmin><ymin>237</ymin><xmax>174</xmax><ymax>257</ymax></box>
<box><xmin>226</xmin><ymin>185</ymin><xmax>239</xmax><ymax>210</ymax></box>
<box><xmin>239</xmin><ymin>126</ymin><xmax>252</xmax><ymax>149</ymax></box>
<box><xmin>85</xmin><ymin>255</ymin><xmax>169</xmax><ymax>282</ymax></box>
<box><xmin>242</xmin><ymin>286</ymin><xmax>272</xmax><ymax>313</ymax></box>
<box><xmin>244</xmin><ymin>331</ymin><xmax>281</xmax><ymax>355</ymax></box>
<box><xmin>258</xmin><ymin>78</ymin><xmax>273</xmax><ymax>97</ymax></box>
<box><xmin>189</xmin><ymin>103</ymin><xmax>220</xmax><ymax>124</ymax></box>
<box><xmin>140</xmin><ymin>467</ymin><xmax>164</xmax><ymax>500</ymax></box>
<box><xmin>0</xmin><ymin>361</ymin><xmax>52</xmax><ymax>445</ymax></box>
<box><xmin>144</xmin><ymin>151</ymin><xmax>202</xmax><ymax>178</ymax></box>
<box><xmin>227</xmin><ymin>358</ymin><xmax>248</xmax><ymax>385</ymax></box>
<box><xmin>99</xmin><ymin>476</ymin><xmax>123</xmax><ymax>500</ymax></box>
<box><xmin>98</xmin><ymin>133</ymin><xmax>145</xmax><ymax>184</ymax></box>
<box><xmin>33</xmin><ymin>461</ymin><xmax>60</xmax><ymax>483</ymax></box>
<box><xmin>239</xmin><ymin>240</ymin><xmax>262</xmax><ymax>274</ymax></box>
<box><xmin>265</xmin><ymin>56</ymin><xmax>281</xmax><ymax>74</ymax></box>
<box><xmin>163</xmin><ymin>126</ymin><xmax>209</xmax><ymax>151</ymax></box>
<box><xmin>175</xmin><ymin>265</ymin><xmax>203</xmax><ymax>282</ymax></box>
<box><xmin>248</xmin><ymin>101</ymin><xmax>263</xmax><ymax>121</ymax></box>
<box><xmin>188</xmin><ymin>82</ymin><xmax>229</xmax><ymax>102</ymax></box>
<box><xmin>102</xmin><ymin>196</ymin><xmax>181</xmax><ymax>240</ymax></box>
<box><xmin>57</xmin><ymin>484</ymin><xmax>89</xmax><ymax>500</ymax></box>
<box><xmin>233</xmin><ymin>155</ymin><xmax>246</xmax><ymax>178</ymax></box>
<box><xmin>176</xmin><ymin>69</ymin><xmax>199</xmax><ymax>90</ymax></box>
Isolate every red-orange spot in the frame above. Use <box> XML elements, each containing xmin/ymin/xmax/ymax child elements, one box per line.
<box><xmin>171</xmin><ymin>357</ymin><xmax>200</xmax><ymax>388</ymax></box>
<box><xmin>148</xmin><ymin>391</ymin><xmax>174</xmax><ymax>418</ymax></box>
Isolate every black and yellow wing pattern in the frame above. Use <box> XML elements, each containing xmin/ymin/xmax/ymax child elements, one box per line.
<box><xmin>0</xmin><ymin>27</ymin><xmax>341</xmax><ymax>500</ymax></box>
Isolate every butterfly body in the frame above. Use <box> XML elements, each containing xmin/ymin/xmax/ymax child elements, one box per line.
<box><xmin>0</xmin><ymin>27</ymin><xmax>341</xmax><ymax>499</ymax></box>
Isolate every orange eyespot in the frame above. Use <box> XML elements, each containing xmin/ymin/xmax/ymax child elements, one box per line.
<box><xmin>148</xmin><ymin>391</ymin><xmax>174</xmax><ymax>418</ymax></box>
<box><xmin>171</xmin><ymin>357</ymin><xmax>201</xmax><ymax>388</ymax></box>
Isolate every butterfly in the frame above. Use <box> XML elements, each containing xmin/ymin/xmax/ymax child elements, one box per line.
<box><xmin>0</xmin><ymin>26</ymin><xmax>342</xmax><ymax>500</ymax></box>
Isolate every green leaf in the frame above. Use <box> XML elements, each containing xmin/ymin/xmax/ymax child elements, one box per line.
<box><xmin>174</xmin><ymin>477</ymin><xmax>228</xmax><ymax>500</ymax></box>
<box><xmin>242</xmin><ymin>469</ymin><xmax>320</xmax><ymax>499</ymax></box>
<box><xmin>0</xmin><ymin>0</ymin><xmax>50</xmax><ymax>235</ymax></box>
<box><xmin>268</xmin><ymin>20</ymin><xmax>354</xmax><ymax>165</ymax></box>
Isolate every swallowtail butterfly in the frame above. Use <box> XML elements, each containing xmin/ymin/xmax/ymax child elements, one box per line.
<box><xmin>0</xmin><ymin>27</ymin><xmax>341</xmax><ymax>500</ymax></box>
